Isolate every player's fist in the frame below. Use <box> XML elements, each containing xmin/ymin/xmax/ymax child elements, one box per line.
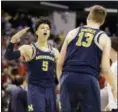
<box><xmin>11</xmin><ymin>27</ymin><xmax>30</xmax><ymax>43</ymax></box>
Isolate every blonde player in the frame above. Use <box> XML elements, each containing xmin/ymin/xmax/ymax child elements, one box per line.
<box><xmin>57</xmin><ymin>5</ymin><xmax>117</xmax><ymax>112</ymax></box>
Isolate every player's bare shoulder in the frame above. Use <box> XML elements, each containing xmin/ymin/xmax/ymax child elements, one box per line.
<box><xmin>67</xmin><ymin>27</ymin><xmax>80</xmax><ymax>44</ymax></box>
<box><xmin>99</xmin><ymin>33</ymin><xmax>111</xmax><ymax>50</ymax></box>
<box><xmin>19</xmin><ymin>44</ymin><xmax>35</xmax><ymax>61</ymax></box>
<box><xmin>19</xmin><ymin>44</ymin><xmax>32</xmax><ymax>54</ymax></box>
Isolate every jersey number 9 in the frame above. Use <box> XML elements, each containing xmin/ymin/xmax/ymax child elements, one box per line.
<box><xmin>42</xmin><ymin>61</ymin><xmax>48</xmax><ymax>71</ymax></box>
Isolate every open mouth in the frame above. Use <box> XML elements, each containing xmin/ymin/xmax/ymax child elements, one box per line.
<box><xmin>43</xmin><ymin>33</ymin><xmax>47</xmax><ymax>35</ymax></box>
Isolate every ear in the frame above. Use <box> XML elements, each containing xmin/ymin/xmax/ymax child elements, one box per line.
<box><xmin>101</xmin><ymin>20</ymin><xmax>104</xmax><ymax>26</ymax></box>
<box><xmin>36</xmin><ymin>31</ymin><xmax>38</xmax><ymax>35</ymax></box>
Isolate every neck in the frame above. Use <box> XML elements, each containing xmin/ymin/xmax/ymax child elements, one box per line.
<box><xmin>87</xmin><ymin>21</ymin><xmax>100</xmax><ymax>29</ymax></box>
<box><xmin>36</xmin><ymin>38</ymin><xmax>48</xmax><ymax>48</ymax></box>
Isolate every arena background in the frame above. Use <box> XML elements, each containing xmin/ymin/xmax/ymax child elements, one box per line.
<box><xmin>1</xmin><ymin>1</ymin><xmax>118</xmax><ymax>112</ymax></box>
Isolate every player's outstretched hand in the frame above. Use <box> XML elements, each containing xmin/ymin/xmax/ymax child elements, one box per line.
<box><xmin>11</xmin><ymin>27</ymin><xmax>30</xmax><ymax>43</ymax></box>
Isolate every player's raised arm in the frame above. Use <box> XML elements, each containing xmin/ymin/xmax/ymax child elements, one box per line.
<box><xmin>5</xmin><ymin>27</ymin><xmax>29</xmax><ymax>60</ymax></box>
<box><xmin>100</xmin><ymin>34</ymin><xmax>117</xmax><ymax>101</ymax></box>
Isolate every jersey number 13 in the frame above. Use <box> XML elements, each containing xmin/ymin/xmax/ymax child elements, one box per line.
<box><xmin>76</xmin><ymin>32</ymin><xmax>94</xmax><ymax>47</ymax></box>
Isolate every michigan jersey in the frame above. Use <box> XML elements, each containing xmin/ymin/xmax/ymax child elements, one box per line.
<box><xmin>63</xmin><ymin>26</ymin><xmax>104</xmax><ymax>79</ymax></box>
<box><xmin>27</xmin><ymin>43</ymin><xmax>56</xmax><ymax>87</ymax></box>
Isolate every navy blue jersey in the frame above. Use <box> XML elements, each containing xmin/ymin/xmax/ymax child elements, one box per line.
<box><xmin>27</xmin><ymin>43</ymin><xmax>56</xmax><ymax>87</ymax></box>
<box><xmin>63</xmin><ymin>26</ymin><xmax>104</xmax><ymax>79</ymax></box>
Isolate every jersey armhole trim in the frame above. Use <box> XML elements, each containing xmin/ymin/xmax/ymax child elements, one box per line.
<box><xmin>27</xmin><ymin>44</ymin><xmax>36</xmax><ymax>62</ymax></box>
<box><xmin>94</xmin><ymin>31</ymin><xmax>104</xmax><ymax>51</ymax></box>
<box><xmin>49</xmin><ymin>44</ymin><xmax>56</xmax><ymax>59</ymax></box>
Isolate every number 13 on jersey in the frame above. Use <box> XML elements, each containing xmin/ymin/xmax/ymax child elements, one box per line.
<box><xmin>42</xmin><ymin>61</ymin><xmax>48</xmax><ymax>71</ymax></box>
<box><xmin>76</xmin><ymin>31</ymin><xmax>94</xmax><ymax>47</ymax></box>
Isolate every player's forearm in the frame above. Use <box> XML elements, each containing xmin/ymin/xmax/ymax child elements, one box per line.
<box><xmin>5</xmin><ymin>42</ymin><xmax>21</xmax><ymax>60</ymax></box>
<box><xmin>57</xmin><ymin>63</ymin><xmax>63</xmax><ymax>81</ymax></box>
<box><xmin>5</xmin><ymin>28</ymin><xmax>29</xmax><ymax>60</ymax></box>
<box><xmin>57</xmin><ymin>55</ymin><xmax>65</xmax><ymax>81</ymax></box>
<box><xmin>11</xmin><ymin>27</ymin><xmax>29</xmax><ymax>43</ymax></box>
<box><xmin>11</xmin><ymin>31</ymin><xmax>24</xmax><ymax>43</ymax></box>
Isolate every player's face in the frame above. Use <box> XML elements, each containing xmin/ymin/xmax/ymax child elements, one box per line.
<box><xmin>36</xmin><ymin>24</ymin><xmax>50</xmax><ymax>40</ymax></box>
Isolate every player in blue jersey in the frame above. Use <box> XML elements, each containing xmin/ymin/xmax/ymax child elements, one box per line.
<box><xmin>5</xmin><ymin>18</ymin><xmax>59</xmax><ymax>112</ymax></box>
<box><xmin>57</xmin><ymin>5</ymin><xmax>117</xmax><ymax>112</ymax></box>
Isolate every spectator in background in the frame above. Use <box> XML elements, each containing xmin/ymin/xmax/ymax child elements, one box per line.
<box><xmin>10</xmin><ymin>68</ymin><xmax>21</xmax><ymax>85</ymax></box>
<box><xmin>2</xmin><ymin>68</ymin><xmax>9</xmax><ymax>85</ymax></box>
<box><xmin>8</xmin><ymin>77</ymin><xmax>28</xmax><ymax>112</ymax></box>
<box><xmin>79</xmin><ymin>22</ymin><xmax>84</xmax><ymax>26</ymax></box>
<box><xmin>48</xmin><ymin>34</ymin><xmax>56</xmax><ymax>47</ymax></box>
<box><xmin>54</xmin><ymin>37</ymin><xmax>62</xmax><ymax>50</ymax></box>
<box><xmin>58</xmin><ymin>31</ymin><xmax>65</xmax><ymax>43</ymax></box>
<box><xmin>4</xmin><ymin>20</ymin><xmax>13</xmax><ymax>35</ymax></box>
<box><xmin>25</xmin><ymin>14</ymin><xmax>33</xmax><ymax>28</ymax></box>
<box><xmin>105</xmin><ymin>27</ymin><xmax>111</xmax><ymax>37</ymax></box>
<box><xmin>18</xmin><ymin>61</ymin><xmax>27</xmax><ymax>77</ymax></box>
<box><xmin>2</xmin><ymin>88</ymin><xmax>11</xmax><ymax>112</ymax></box>
<box><xmin>2</xmin><ymin>38</ymin><xmax>7</xmax><ymax>60</ymax></box>
<box><xmin>4</xmin><ymin>68</ymin><xmax>19</xmax><ymax>93</ymax></box>
<box><xmin>48</xmin><ymin>39</ymin><xmax>55</xmax><ymax>47</ymax></box>
<box><xmin>112</xmin><ymin>33</ymin><xmax>117</xmax><ymax>38</ymax></box>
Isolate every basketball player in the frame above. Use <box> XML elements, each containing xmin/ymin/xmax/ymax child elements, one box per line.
<box><xmin>5</xmin><ymin>18</ymin><xmax>59</xmax><ymax>112</ymax></box>
<box><xmin>57</xmin><ymin>5</ymin><xmax>117</xmax><ymax>112</ymax></box>
<box><xmin>102</xmin><ymin>36</ymin><xmax>118</xmax><ymax>111</ymax></box>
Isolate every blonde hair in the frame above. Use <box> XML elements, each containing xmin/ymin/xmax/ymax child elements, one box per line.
<box><xmin>87</xmin><ymin>5</ymin><xmax>107</xmax><ymax>24</ymax></box>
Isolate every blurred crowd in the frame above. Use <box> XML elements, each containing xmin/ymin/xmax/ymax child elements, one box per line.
<box><xmin>1</xmin><ymin>10</ymin><xmax>117</xmax><ymax>112</ymax></box>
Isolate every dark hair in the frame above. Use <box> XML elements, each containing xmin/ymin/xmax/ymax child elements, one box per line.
<box><xmin>35</xmin><ymin>17</ymin><xmax>51</xmax><ymax>32</ymax></box>
<box><xmin>111</xmin><ymin>36</ymin><xmax>118</xmax><ymax>52</ymax></box>
<box><xmin>11</xmin><ymin>68</ymin><xmax>18</xmax><ymax>76</ymax></box>
<box><xmin>15</xmin><ymin>77</ymin><xmax>26</xmax><ymax>86</ymax></box>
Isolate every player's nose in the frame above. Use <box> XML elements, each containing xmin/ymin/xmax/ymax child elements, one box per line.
<box><xmin>44</xmin><ymin>29</ymin><xmax>48</xmax><ymax>32</ymax></box>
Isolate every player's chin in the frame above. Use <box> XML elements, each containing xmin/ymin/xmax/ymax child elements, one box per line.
<box><xmin>43</xmin><ymin>34</ymin><xmax>48</xmax><ymax>37</ymax></box>
<box><xmin>43</xmin><ymin>36</ymin><xmax>49</xmax><ymax>40</ymax></box>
